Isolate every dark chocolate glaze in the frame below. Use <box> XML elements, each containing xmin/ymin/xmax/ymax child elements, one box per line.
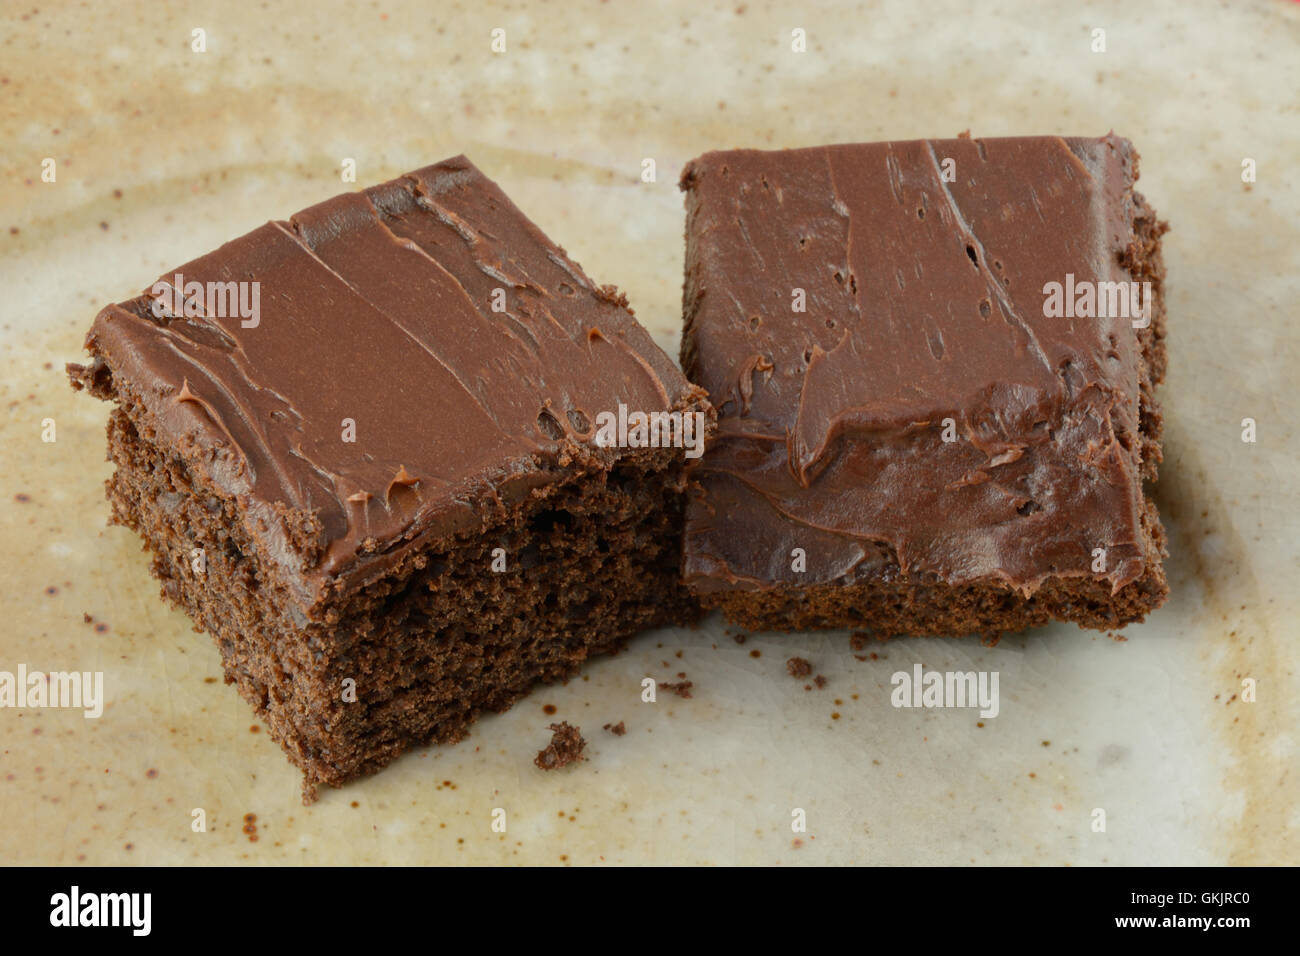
<box><xmin>680</xmin><ymin>134</ymin><xmax>1153</xmax><ymax>596</ymax></box>
<box><xmin>80</xmin><ymin>157</ymin><xmax>699</xmax><ymax>608</ymax></box>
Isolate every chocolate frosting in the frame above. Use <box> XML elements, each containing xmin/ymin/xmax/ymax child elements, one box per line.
<box><xmin>680</xmin><ymin>134</ymin><xmax>1153</xmax><ymax>596</ymax></box>
<box><xmin>80</xmin><ymin>157</ymin><xmax>698</xmax><ymax>609</ymax></box>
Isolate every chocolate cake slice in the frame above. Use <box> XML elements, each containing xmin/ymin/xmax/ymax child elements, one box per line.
<box><xmin>69</xmin><ymin>156</ymin><xmax>713</xmax><ymax>800</ymax></box>
<box><xmin>679</xmin><ymin>134</ymin><xmax>1168</xmax><ymax>638</ymax></box>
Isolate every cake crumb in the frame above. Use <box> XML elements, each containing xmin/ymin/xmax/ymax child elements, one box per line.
<box><xmin>660</xmin><ymin>680</ymin><xmax>693</xmax><ymax>699</ymax></box>
<box><xmin>535</xmin><ymin>722</ymin><xmax>586</xmax><ymax>770</ymax></box>
<box><xmin>786</xmin><ymin>656</ymin><xmax>812</xmax><ymax>678</ymax></box>
<box><xmin>603</xmin><ymin>721</ymin><xmax>626</xmax><ymax>736</ymax></box>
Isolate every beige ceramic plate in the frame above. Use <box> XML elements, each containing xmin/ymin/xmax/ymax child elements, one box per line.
<box><xmin>1</xmin><ymin>0</ymin><xmax>1296</xmax><ymax>864</ymax></box>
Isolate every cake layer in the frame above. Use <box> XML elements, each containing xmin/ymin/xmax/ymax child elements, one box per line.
<box><xmin>100</xmin><ymin>396</ymin><xmax>692</xmax><ymax>797</ymax></box>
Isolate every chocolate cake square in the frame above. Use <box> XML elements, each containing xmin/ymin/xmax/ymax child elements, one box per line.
<box><xmin>70</xmin><ymin>156</ymin><xmax>712</xmax><ymax>800</ymax></box>
<box><xmin>679</xmin><ymin>134</ymin><xmax>1168</xmax><ymax>638</ymax></box>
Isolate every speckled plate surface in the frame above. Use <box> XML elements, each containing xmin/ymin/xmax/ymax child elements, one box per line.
<box><xmin>2</xmin><ymin>0</ymin><xmax>1296</xmax><ymax>865</ymax></box>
